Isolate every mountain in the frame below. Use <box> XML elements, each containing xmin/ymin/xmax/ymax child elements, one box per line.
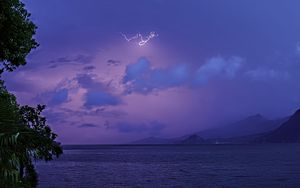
<box><xmin>130</xmin><ymin>114</ymin><xmax>290</xmax><ymax>145</ymax></box>
<box><xmin>265</xmin><ymin>109</ymin><xmax>300</xmax><ymax>142</ymax></box>
<box><xmin>130</xmin><ymin>137</ymin><xmax>175</xmax><ymax>144</ymax></box>
<box><xmin>131</xmin><ymin>135</ymin><xmax>206</xmax><ymax>145</ymax></box>
<box><xmin>197</xmin><ymin>114</ymin><xmax>287</xmax><ymax>139</ymax></box>
<box><xmin>176</xmin><ymin>134</ymin><xmax>205</xmax><ymax>144</ymax></box>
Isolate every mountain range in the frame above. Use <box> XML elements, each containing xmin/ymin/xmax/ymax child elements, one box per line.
<box><xmin>265</xmin><ymin>109</ymin><xmax>300</xmax><ymax>142</ymax></box>
<box><xmin>131</xmin><ymin>109</ymin><xmax>300</xmax><ymax>144</ymax></box>
<box><xmin>197</xmin><ymin>114</ymin><xmax>286</xmax><ymax>139</ymax></box>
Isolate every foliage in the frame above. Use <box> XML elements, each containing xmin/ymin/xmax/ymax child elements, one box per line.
<box><xmin>0</xmin><ymin>80</ymin><xmax>62</xmax><ymax>187</ymax></box>
<box><xmin>19</xmin><ymin>104</ymin><xmax>63</xmax><ymax>162</ymax></box>
<box><xmin>0</xmin><ymin>85</ymin><xmax>62</xmax><ymax>187</ymax></box>
<box><xmin>0</xmin><ymin>1</ymin><xmax>62</xmax><ymax>187</ymax></box>
<box><xmin>0</xmin><ymin>82</ymin><xmax>25</xmax><ymax>187</ymax></box>
<box><xmin>0</xmin><ymin>0</ymin><xmax>38</xmax><ymax>73</ymax></box>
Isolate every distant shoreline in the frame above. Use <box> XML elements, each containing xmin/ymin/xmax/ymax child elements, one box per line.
<box><xmin>62</xmin><ymin>143</ymin><xmax>300</xmax><ymax>150</ymax></box>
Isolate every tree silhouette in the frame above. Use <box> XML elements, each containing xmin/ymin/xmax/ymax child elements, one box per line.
<box><xmin>0</xmin><ymin>0</ymin><xmax>62</xmax><ymax>187</ymax></box>
<box><xmin>0</xmin><ymin>0</ymin><xmax>38</xmax><ymax>73</ymax></box>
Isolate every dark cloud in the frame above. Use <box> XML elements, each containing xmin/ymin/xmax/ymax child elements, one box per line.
<box><xmin>76</xmin><ymin>74</ymin><xmax>106</xmax><ymax>91</ymax></box>
<box><xmin>107</xmin><ymin>59</ymin><xmax>121</xmax><ymax>66</ymax></box>
<box><xmin>36</xmin><ymin>88</ymin><xmax>69</xmax><ymax>106</ymax></box>
<box><xmin>84</xmin><ymin>91</ymin><xmax>121</xmax><ymax>108</ymax></box>
<box><xmin>74</xmin><ymin>74</ymin><xmax>122</xmax><ymax>108</ymax></box>
<box><xmin>122</xmin><ymin>57</ymin><xmax>243</xmax><ymax>94</ymax></box>
<box><xmin>48</xmin><ymin>55</ymin><xmax>93</xmax><ymax>68</ymax></box>
<box><xmin>103</xmin><ymin>120</ymin><xmax>110</xmax><ymax>129</ymax></box>
<box><xmin>73</xmin><ymin>55</ymin><xmax>93</xmax><ymax>64</ymax></box>
<box><xmin>50</xmin><ymin>57</ymin><xmax>73</xmax><ymax>63</ymax></box>
<box><xmin>83</xmin><ymin>65</ymin><xmax>96</xmax><ymax>71</ymax></box>
<box><xmin>50</xmin><ymin>88</ymin><xmax>69</xmax><ymax>105</ymax></box>
<box><xmin>78</xmin><ymin>123</ymin><xmax>98</xmax><ymax>128</ymax></box>
<box><xmin>123</xmin><ymin>58</ymin><xmax>189</xmax><ymax>94</ymax></box>
<box><xmin>59</xmin><ymin>107</ymin><xmax>127</xmax><ymax>119</ymax></box>
<box><xmin>36</xmin><ymin>73</ymin><xmax>123</xmax><ymax>112</ymax></box>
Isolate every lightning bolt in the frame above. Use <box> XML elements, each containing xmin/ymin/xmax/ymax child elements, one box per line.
<box><xmin>121</xmin><ymin>32</ymin><xmax>158</xmax><ymax>46</ymax></box>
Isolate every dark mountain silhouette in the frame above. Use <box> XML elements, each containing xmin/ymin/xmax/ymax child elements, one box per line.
<box><xmin>176</xmin><ymin>134</ymin><xmax>205</xmax><ymax>144</ymax></box>
<box><xmin>130</xmin><ymin>114</ymin><xmax>291</xmax><ymax>145</ymax></box>
<box><xmin>206</xmin><ymin>133</ymin><xmax>267</xmax><ymax>144</ymax></box>
<box><xmin>131</xmin><ymin>135</ymin><xmax>206</xmax><ymax>145</ymax></box>
<box><xmin>130</xmin><ymin>137</ymin><xmax>175</xmax><ymax>144</ymax></box>
<box><xmin>265</xmin><ymin>109</ymin><xmax>300</xmax><ymax>142</ymax></box>
<box><xmin>197</xmin><ymin>114</ymin><xmax>286</xmax><ymax>139</ymax></box>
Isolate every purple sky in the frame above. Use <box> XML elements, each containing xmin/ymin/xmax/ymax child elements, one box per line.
<box><xmin>3</xmin><ymin>0</ymin><xmax>300</xmax><ymax>144</ymax></box>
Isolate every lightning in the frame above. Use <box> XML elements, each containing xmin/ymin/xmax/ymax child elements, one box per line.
<box><xmin>121</xmin><ymin>31</ymin><xmax>158</xmax><ymax>46</ymax></box>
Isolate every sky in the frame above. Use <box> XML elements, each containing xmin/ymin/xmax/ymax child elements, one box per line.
<box><xmin>3</xmin><ymin>0</ymin><xmax>300</xmax><ymax>144</ymax></box>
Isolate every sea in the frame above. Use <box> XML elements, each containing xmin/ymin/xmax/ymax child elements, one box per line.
<box><xmin>35</xmin><ymin>144</ymin><xmax>300</xmax><ymax>188</ymax></box>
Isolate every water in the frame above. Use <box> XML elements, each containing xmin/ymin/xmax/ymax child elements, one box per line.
<box><xmin>36</xmin><ymin>144</ymin><xmax>300</xmax><ymax>188</ymax></box>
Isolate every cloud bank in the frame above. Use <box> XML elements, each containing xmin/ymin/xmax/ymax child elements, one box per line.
<box><xmin>122</xmin><ymin>56</ymin><xmax>244</xmax><ymax>94</ymax></box>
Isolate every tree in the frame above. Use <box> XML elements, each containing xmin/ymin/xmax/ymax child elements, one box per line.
<box><xmin>0</xmin><ymin>82</ymin><xmax>25</xmax><ymax>187</ymax></box>
<box><xmin>0</xmin><ymin>0</ymin><xmax>38</xmax><ymax>73</ymax></box>
<box><xmin>0</xmin><ymin>82</ymin><xmax>63</xmax><ymax>187</ymax></box>
<box><xmin>0</xmin><ymin>1</ymin><xmax>62</xmax><ymax>187</ymax></box>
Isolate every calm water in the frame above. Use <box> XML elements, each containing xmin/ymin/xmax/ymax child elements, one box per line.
<box><xmin>36</xmin><ymin>144</ymin><xmax>300</xmax><ymax>188</ymax></box>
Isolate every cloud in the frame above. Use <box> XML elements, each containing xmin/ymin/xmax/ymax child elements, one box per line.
<box><xmin>84</xmin><ymin>91</ymin><xmax>121</xmax><ymax>107</ymax></box>
<box><xmin>74</xmin><ymin>74</ymin><xmax>122</xmax><ymax>108</ymax></box>
<box><xmin>58</xmin><ymin>107</ymin><xmax>126</xmax><ymax>118</ymax></box>
<box><xmin>122</xmin><ymin>56</ymin><xmax>243</xmax><ymax>94</ymax></box>
<box><xmin>36</xmin><ymin>73</ymin><xmax>123</xmax><ymax>111</ymax></box>
<box><xmin>83</xmin><ymin>66</ymin><xmax>96</xmax><ymax>71</ymax></box>
<box><xmin>50</xmin><ymin>88</ymin><xmax>69</xmax><ymax>105</ymax></box>
<box><xmin>245</xmin><ymin>69</ymin><xmax>290</xmax><ymax>81</ymax></box>
<box><xmin>43</xmin><ymin>106</ymin><xmax>127</xmax><ymax>129</ymax></box>
<box><xmin>37</xmin><ymin>88</ymin><xmax>69</xmax><ymax>106</ymax></box>
<box><xmin>195</xmin><ymin>56</ymin><xmax>243</xmax><ymax>84</ymax></box>
<box><xmin>123</xmin><ymin>58</ymin><xmax>150</xmax><ymax>83</ymax></box>
<box><xmin>123</xmin><ymin>58</ymin><xmax>189</xmax><ymax>94</ymax></box>
<box><xmin>111</xmin><ymin>121</ymin><xmax>165</xmax><ymax>134</ymax></box>
<box><xmin>107</xmin><ymin>59</ymin><xmax>121</xmax><ymax>66</ymax></box>
<box><xmin>48</xmin><ymin>54</ymin><xmax>93</xmax><ymax>68</ymax></box>
<box><xmin>78</xmin><ymin>123</ymin><xmax>98</xmax><ymax>128</ymax></box>
<box><xmin>76</xmin><ymin>74</ymin><xmax>106</xmax><ymax>91</ymax></box>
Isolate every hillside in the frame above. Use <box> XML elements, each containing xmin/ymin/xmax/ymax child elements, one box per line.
<box><xmin>266</xmin><ymin>109</ymin><xmax>300</xmax><ymax>142</ymax></box>
<box><xmin>197</xmin><ymin>114</ymin><xmax>286</xmax><ymax>139</ymax></box>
